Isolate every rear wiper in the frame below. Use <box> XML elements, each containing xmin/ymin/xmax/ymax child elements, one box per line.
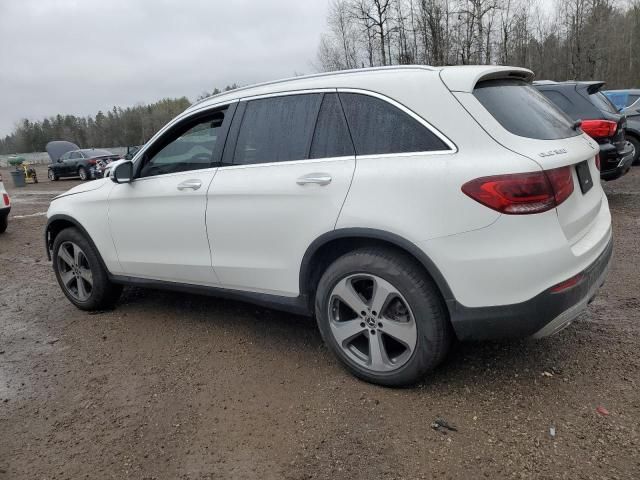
<box><xmin>572</xmin><ymin>119</ymin><xmax>583</xmax><ymax>131</ymax></box>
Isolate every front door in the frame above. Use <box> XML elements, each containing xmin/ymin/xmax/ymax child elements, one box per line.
<box><xmin>108</xmin><ymin>104</ymin><xmax>235</xmax><ymax>285</ymax></box>
<box><xmin>206</xmin><ymin>92</ymin><xmax>356</xmax><ymax>296</ymax></box>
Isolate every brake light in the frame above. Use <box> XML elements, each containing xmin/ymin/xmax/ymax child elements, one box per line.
<box><xmin>461</xmin><ymin>166</ymin><xmax>574</xmax><ymax>215</ymax></box>
<box><xmin>581</xmin><ymin>120</ymin><xmax>617</xmax><ymax>139</ymax></box>
<box><xmin>595</xmin><ymin>154</ymin><xmax>601</xmax><ymax>171</ymax></box>
<box><xmin>88</xmin><ymin>159</ymin><xmax>97</xmax><ymax>165</ymax></box>
<box><xmin>2</xmin><ymin>193</ymin><xmax>9</xmax><ymax>206</ymax></box>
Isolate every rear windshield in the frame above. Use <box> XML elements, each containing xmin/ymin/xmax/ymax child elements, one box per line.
<box><xmin>474</xmin><ymin>79</ymin><xmax>580</xmax><ymax>140</ymax></box>
<box><xmin>81</xmin><ymin>149</ymin><xmax>112</xmax><ymax>157</ymax></box>
<box><xmin>589</xmin><ymin>92</ymin><xmax>618</xmax><ymax>114</ymax></box>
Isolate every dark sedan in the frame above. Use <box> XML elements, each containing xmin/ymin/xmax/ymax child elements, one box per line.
<box><xmin>46</xmin><ymin>141</ymin><xmax>121</xmax><ymax>181</ymax></box>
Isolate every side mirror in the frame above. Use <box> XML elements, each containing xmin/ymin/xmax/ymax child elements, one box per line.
<box><xmin>57</xmin><ymin>158</ymin><xmax>63</xmax><ymax>163</ymax></box>
<box><xmin>111</xmin><ymin>160</ymin><xmax>133</xmax><ymax>184</ymax></box>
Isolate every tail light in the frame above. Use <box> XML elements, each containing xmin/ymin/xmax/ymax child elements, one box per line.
<box><xmin>581</xmin><ymin>120</ymin><xmax>617</xmax><ymax>139</ymax></box>
<box><xmin>2</xmin><ymin>193</ymin><xmax>9</xmax><ymax>206</ymax></box>
<box><xmin>88</xmin><ymin>159</ymin><xmax>97</xmax><ymax>165</ymax></box>
<box><xmin>595</xmin><ymin>154</ymin><xmax>601</xmax><ymax>171</ymax></box>
<box><xmin>462</xmin><ymin>166</ymin><xmax>574</xmax><ymax>215</ymax></box>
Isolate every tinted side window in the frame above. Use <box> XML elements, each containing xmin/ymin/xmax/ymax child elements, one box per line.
<box><xmin>310</xmin><ymin>93</ymin><xmax>354</xmax><ymax>159</ymax></box>
<box><xmin>140</xmin><ymin>109</ymin><xmax>227</xmax><ymax>178</ymax></box>
<box><xmin>627</xmin><ymin>94</ymin><xmax>640</xmax><ymax>107</ymax></box>
<box><xmin>70</xmin><ymin>152</ymin><xmax>82</xmax><ymax>159</ymax></box>
<box><xmin>339</xmin><ymin>93</ymin><xmax>448</xmax><ymax>155</ymax></box>
<box><xmin>475</xmin><ymin>80</ymin><xmax>580</xmax><ymax>140</ymax></box>
<box><xmin>234</xmin><ymin>94</ymin><xmax>322</xmax><ymax>165</ymax></box>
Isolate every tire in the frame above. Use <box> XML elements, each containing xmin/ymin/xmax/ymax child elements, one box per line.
<box><xmin>315</xmin><ymin>247</ymin><xmax>451</xmax><ymax>386</ymax></box>
<box><xmin>78</xmin><ymin>166</ymin><xmax>88</xmax><ymax>181</ymax></box>
<box><xmin>52</xmin><ymin>227</ymin><xmax>122</xmax><ymax>310</ymax></box>
<box><xmin>48</xmin><ymin>169</ymin><xmax>58</xmax><ymax>181</ymax></box>
<box><xmin>0</xmin><ymin>214</ymin><xmax>7</xmax><ymax>234</ymax></box>
<box><xmin>626</xmin><ymin>135</ymin><xmax>640</xmax><ymax>165</ymax></box>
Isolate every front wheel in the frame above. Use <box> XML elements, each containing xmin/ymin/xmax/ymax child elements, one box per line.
<box><xmin>78</xmin><ymin>166</ymin><xmax>88</xmax><ymax>181</ymax></box>
<box><xmin>52</xmin><ymin>227</ymin><xmax>122</xmax><ymax>310</ymax></box>
<box><xmin>315</xmin><ymin>248</ymin><xmax>451</xmax><ymax>386</ymax></box>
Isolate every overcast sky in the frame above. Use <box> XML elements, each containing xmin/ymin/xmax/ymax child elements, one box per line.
<box><xmin>0</xmin><ymin>0</ymin><xmax>329</xmax><ymax>136</ymax></box>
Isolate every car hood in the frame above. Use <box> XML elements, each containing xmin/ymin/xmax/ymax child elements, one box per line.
<box><xmin>46</xmin><ymin>141</ymin><xmax>80</xmax><ymax>162</ymax></box>
<box><xmin>53</xmin><ymin>178</ymin><xmax>108</xmax><ymax>200</ymax></box>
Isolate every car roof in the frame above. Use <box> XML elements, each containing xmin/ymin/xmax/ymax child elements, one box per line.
<box><xmin>187</xmin><ymin>65</ymin><xmax>534</xmax><ymax>114</ymax></box>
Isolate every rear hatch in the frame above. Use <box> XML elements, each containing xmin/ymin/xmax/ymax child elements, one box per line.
<box><xmin>45</xmin><ymin>141</ymin><xmax>80</xmax><ymax>162</ymax></box>
<box><xmin>444</xmin><ymin>73</ymin><xmax>604</xmax><ymax>248</ymax></box>
<box><xmin>581</xmin><ymin>84</ymin><xmax>627</xmax><ymax>155</ymax></box>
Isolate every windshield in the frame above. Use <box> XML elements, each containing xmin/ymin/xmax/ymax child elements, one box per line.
<box><xmin>474</xmin><ymin>79</ymin><xmax>580</xmax><ymax>140</ymax></box>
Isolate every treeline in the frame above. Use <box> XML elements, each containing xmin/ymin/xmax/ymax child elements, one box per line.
<box><xmin>0</xmin><ymin>84</ymin><xmax>239</xmax><ymax>155</ymax></box>
<box><xmin>317</xmin><ymin>0</ymin><xmax>640</xmax><ymax>87</ymax></box>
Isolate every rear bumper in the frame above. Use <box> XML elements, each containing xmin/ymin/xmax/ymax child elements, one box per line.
<box><xmin>600</xmin><ymin>142</ymin><xmax>634</xmax><ymax>181</ymax></box>
<box><xmin>449</xmin><ymin>236</ymin><xmax>613</xmax><ymax>341</ymax></box>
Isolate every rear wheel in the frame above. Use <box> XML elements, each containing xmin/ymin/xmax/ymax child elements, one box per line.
<box><xmin>626</xmin><ymin>135</ymin><xmax>640</xmax><ymax>165</ymax></box>
<box><xmin>0</xmin><ymin>214</ymin><xmax>7</xmax><ymax>234</ymax></box>
<box><xmin>315</xmin><ymin>248</ymin><xmax>451</xmax><ymax>386</ymax></box>
<box><xmin>78</xmin><ymin>166</ymin><xmax>88</xmax><ymax>181</ymax></box>
<box><xmin>52</xmin><ymin>227</ymin><xmax>122</xmax><ymax>310</ymax></box>
<box><xmin>48</xmin><ymin>169</ymin><xmax>59</xmax><ymax>181</ymax></box>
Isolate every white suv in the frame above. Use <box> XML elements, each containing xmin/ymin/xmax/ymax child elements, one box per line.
<box><xmin>46</xmin><ymin>66</ymin><xmax>612</xmax><ymax>386</ymax></box>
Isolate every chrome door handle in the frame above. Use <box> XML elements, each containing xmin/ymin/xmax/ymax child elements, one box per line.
<box><xmin>177</xmin><ymin>179</ymin><xmax>202</xmax><ymax>191</ymax></box>
<box><xmin>296</xmin><ymin>173</ymin><xmax>332</xmax><ymax>186</ymax></box>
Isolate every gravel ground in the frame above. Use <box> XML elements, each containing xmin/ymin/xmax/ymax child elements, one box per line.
<box><xmin>1</xmin><ymin>165</ymin><xmax>639</xmax><ymax>479</ymax></box>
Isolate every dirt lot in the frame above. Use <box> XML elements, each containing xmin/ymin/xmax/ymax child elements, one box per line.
<box><xmin>1</xmin><ymin>164</ymin><xmax>639</xmax><ymax>479</ymax></box>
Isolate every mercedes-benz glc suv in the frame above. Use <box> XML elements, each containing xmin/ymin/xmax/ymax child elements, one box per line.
<box><xmin>46</xmin><ymin>66</ymin><xmax>612</xmax><ymax>386</ymax></box>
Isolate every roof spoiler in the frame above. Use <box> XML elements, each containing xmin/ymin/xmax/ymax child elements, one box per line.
<box><xmin>439</xmin><ymin>66</ymin><xmax>534</xmax><ymax>93</ymax></box>
<box><xmin>582</xmin><ymin>82</ymin><xmax>606</xmax><ymax>95</ymax></box>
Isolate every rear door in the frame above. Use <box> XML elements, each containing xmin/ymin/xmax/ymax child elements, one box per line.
<box><xmin>454</xmin><ymin>78</ymin><xmax>604</xmax><ymax>247</ymax></box>
<box><xmin>206</xmin><ymin>91</ymin><xmax>356</xmax><ymax>295</ymax></box>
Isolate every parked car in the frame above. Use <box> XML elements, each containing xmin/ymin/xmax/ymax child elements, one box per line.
<box><xmin>533</xmin><ymin>81</ymin><xmax>634</xmax><ymax>180</ymax></box>
<box><xmin>603</xmin><ymin>89</ymin><xmax>640</xmax><ymax>114</ymax></box>
<box><xmin>46</xmin><ymin>66</ymin><xmax>612</xmax><ymax>386</ymax></box>
<box><xmin>0</xmin><ymin>173</ymin><xmax>10</xmax><ymax>233</ymax></box>
<box><xmin>602</xmin><ymin>90</ymin><xmax>640</xmax><ymax>164</ymax></box>
<box><xmin>46</xmin><ymin>141</ymin><xmax>121</xmax><ymax>181</ymax></box>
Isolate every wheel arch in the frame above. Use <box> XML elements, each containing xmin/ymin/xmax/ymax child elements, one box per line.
<box><xmin>299</xmin><ymin>228</ymin><xmax>455</xmax><ymax>316</ymax></box>
<box><xmin>45</xmin><ymin>215</ymin><xmax>109</xmax><ymax>274</ymax></box>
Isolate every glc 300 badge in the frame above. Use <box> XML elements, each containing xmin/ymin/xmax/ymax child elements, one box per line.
<box><xmin>539</xmin><ymin>148</ymin><xmax>568</xmax><ymax>157</ymax></box>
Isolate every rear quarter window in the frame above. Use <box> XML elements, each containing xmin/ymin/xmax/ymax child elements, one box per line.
<box><xmin>474</xmin><ymin>79</ymin><xmax>580</xmax><ymax>140</ymax></box>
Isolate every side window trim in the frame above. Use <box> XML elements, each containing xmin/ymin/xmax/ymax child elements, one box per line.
<box><xmin>133</xmin><ymin>102</ymin><xmax>237</xmax><ymax>179</ymax></box>
<box><xmin>336</xmin><ymin>88</ymin><xmax>457</xmax><ymax>156</ymax></box>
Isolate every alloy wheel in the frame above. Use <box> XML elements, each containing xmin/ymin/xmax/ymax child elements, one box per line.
<box><xmin>328</xmin><ymin>274</ymin><xmax>418</xmax><ymax>373</ymax></box>
<box><xmin>79</xmin><ymin>168</ymin><xmax>87</xmax><ymax>180</ymax></box>
<box><xmin>57</xmin><ymin>241</ymin><xmax>93</xmax><ymax>301</ymax></box>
